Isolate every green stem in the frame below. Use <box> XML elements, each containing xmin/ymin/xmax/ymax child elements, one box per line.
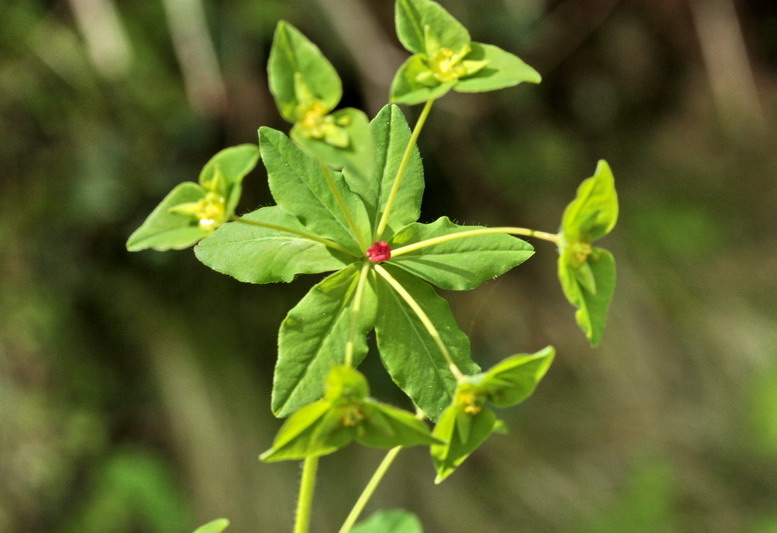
<box><xmin>344</xmin><ymin>260</ymin><xmax>373</xmax><ymax>367</ymax></box>
<box><xmin>231</xmin><ymin>216</ymin><xmax>355</xmax><ymax>256</ymax></box>
<box><xmin>338</xmin><ymin>446</ymin><xmax>403</xmax><ymax>533</ymax></box>
<box><xmin>294</xmin><ymin>456</ymin><xmax>320</xmax><ymax>533</ymax></box>
<box><xmin>320</xmin><ymin>163</ymin><xmax>368</xmax><ymax>250</ymax></box>
<box><xmin>391</xmin><ymin>227</ymin><xmax>559</xmax><ymax>257</ymax></box>
<box><xmin>375</xmin><ymin>99</ymin><xmax>435</xmax><ymax>240</ymax></box>
<box><xmin>373</xmin><ymin>264</ymin><xmax>463</xmax><ymax>380</ymax></box>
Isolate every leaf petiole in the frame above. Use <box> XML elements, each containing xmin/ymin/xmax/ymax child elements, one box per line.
<box><xmin>294</xmin><ymin>455</ymin><xmax>320</xmax><ymax>533</ymax></box>
<box><xmin>230</xmin><ymin>216</ymin><xmax>356</xmax><ymax>256</ymax></box>
<box><xmin>391</xmin><ymin>226</ymin><xmax>559</xmax><ymax>257</ymax></box>
<box><xmin>374</xmin><ymin>264</ymin><xmax>463</xmax><ymax>380</ymax></box>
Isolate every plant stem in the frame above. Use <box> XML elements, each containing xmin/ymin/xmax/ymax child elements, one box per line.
<box><xmin>320</xmin><ymin>163</ymin><xmax>368</xmax><ymax>250</ymax></box>
<box><xmin>230</xmin><ymin>216</ymin><xmax>355</xmax><ymax>256</ymax></box>
<box><xmin>391</xmin><ymin>226</ymin><xmax>559</xmax><ymax>257</ymax></box>
<box><xmin>338</xmin><ymin>446</ymin><xmax>403</xmax><ymax>533</ymax></box>
<box><xmin>294</xmin><ymin>456</ymin><xmax>320</xmax><ymax>533</ymax></box>
<box><xmin>373</xmin><ymin>264</ymin><xmax>463</xmax><ymax>380</ymax></box>
<box><xmin>375</xmin><ymin>99</ymin><xmax>435</xmax><ymax>240</ymax></box>
<box><xmin>344</xmin><ymin>260</ymin><xmax>373</xmax><ymax>367</ymax></box>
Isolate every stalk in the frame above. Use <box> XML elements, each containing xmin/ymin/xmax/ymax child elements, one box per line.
<box><xmin>231</xmin><ymin>216</ymin><xmax>355</xmax><ymax>256</ymax></box>
<box><xmin>344</xmin><ymin>260</ymin><xmax>373</xmax><ymax>367</ymax></box>
<box><xmin>391</xmin><ymin>226</ymin><xmax>559</xmax><ymax>257</ymax></box>
<box><xmin>294</xmin><ymin>456</ymin><xmax>320</xmax><ymax>533</ymax></box>
<box><xmin>320</xmin><ymin>163</ymin><xmax>368</xmax><ymax>250</ymax></box>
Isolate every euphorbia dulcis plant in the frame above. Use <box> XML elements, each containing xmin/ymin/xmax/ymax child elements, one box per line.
<box><xmin>128</xmin><ymin>0</ymin><xmax>619</xmax><ymax>531</ymax></box>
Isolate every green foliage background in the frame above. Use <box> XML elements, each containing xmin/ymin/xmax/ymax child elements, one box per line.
<box><xmin>2</xmin><ymin>0</ymin><xmax>776</xmax><ymax>531</ymax></box>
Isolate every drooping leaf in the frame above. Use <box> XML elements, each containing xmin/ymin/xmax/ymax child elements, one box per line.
<box><xmin>431</xmin><ymin>404</ymin><xmax>498</xmax><ymax>483</ymax></box>
<box><xmin>561</xmin><ymin>160</ymin><xmax>618</xmax><ymax>243</ymax></box>
<box><xmin>395</xmin><ymin>0</ymin><xmax>470</xmax><ymax>55</ymax></box>
<box><xmin>193</xmin><ymin>206</ymin><xmax>349</xmax><ymax>284</ymax></box>
<box><xmin>291</xmin><ymin>107</ymin><xmax>374</xmax><ymax>181</ymax></box>
<box><xmin>374</xmin><ymin>265</ymin><xmax>478</xmax><ymax>420</ymax></box>
<box><xmin>390</xmin><ymin>216</ymin><xmax>534</xmax><ymax>290</ymax></box>
<box><xmin>260</xmin><ymin>400</ymin><xmax>341</xmax><ymax>462</ymax></box>
<box><xmin>558</xmin><ymin>246</ymin><xmax>616</xmax><ymax>347</ymax></box>
<box><xmin>193</xmin><ymin>518</ymin><xmax>230</xmax><ymax>533</ymax></box>
<box><xmin>273</xmin><ymin>265</ymin><xmax>377</xmax><ymax>417</ymax></box>
<box><xmin>267</xmin><ymin>21</ymin><xmax>341</xmax><ymax>122</ymax></box>
<box><xmin>356</xmin><ymin>401</ymin><xmax>442</xmax><ymax>448</ymax></box>
<box><xmin>473</xmin><ymin>346</ymin><xmax>555</xmax><ymax>407</ymax></box>
<box><xmin>126</xmin><ymin>182</ymin><xmax>209</xmax><ymax>252</ymax></box>
<box><xmin>352</xmin><ymin>509</ymin><xmax>424</xmax><ymax>533</ymax></box>
<box><xmin>260</xmin><ymin>126</ymin><xmax>371</xmax><ymax>253</ymax></box>
<box><xmin>455</xmin><ymin>42</ymin><xmax>541</xmax><ymax>93</ymax></box>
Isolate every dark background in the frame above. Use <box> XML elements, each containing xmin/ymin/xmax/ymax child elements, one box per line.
<box><xmin>2</xmin><ymin>0</ymin><xmax>776</xmax><ymax>531</ymax></box>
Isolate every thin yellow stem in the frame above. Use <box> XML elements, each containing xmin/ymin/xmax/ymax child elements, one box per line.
<box><xmin>391</xmin><ymin>227</ymin><xmax>560</xmax><ymax>257</ymax></box>
<box><xmin>230</xmin><ymin>216</ymin><xmax>355</xmax><ymax>256</ymax></box>
<box><xmin>375</xmin><ymin>99</ymin><xmax>435</xmax><ymax>240</ymax></box>
<box><xmin>344</xmin><ymin>260</ymin><xmax>373</xmax><ymax>367</ymax></box>
<box><xmin>373</xmin><ymin>264</ymin><xmax>463</xmax><ymax>380</ymax></box>
<box><xmin>338</xmin><ymin>446</ymin><xmax>403</xmax><ymax>533</ymax></box>
<box><xmin>294</xmin><ymin>456</ymin><xmax>319</xmax><ymax>533</ymax></box>
<box><xmin>320</xmin><ymin>163</ymin><xmax>367</xmax><ymax>250</ymax></box>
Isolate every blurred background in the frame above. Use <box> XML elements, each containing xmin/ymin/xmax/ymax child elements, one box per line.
<box><xmin>1</xmin><ymin>0</ymin><xmax>776</xmax><ymax>531</ymax></box>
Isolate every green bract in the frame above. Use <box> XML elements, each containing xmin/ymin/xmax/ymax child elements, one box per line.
<box><xmin>557</xmin><ymin>160</ymin><xmax>619</xmax><ymax>346</ymax></box>
<box><xmin>192</xmin><ymin>519</ymin><xmax>230</xmax><ymax>533</ymax></box>
<box><xmin>261</xmin><ymin>366</ymin><xmax>440</xmax><ymax>462</ymax></box>
<box><xmin>126</xmin><ymin>145</ymin><xmax>260</xmax><ymax>251</ymax></box>
<box><xmin>268</xmin><ymin>21</ymin><xmax>373</xmax><ymax>180</ymax></box>
<box><xmin>391</xmin><ymin>0</ymin><xmax>541</xmax><ymax>105</ymax></box>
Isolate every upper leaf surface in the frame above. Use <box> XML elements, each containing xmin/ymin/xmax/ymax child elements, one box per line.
<box><xmin>390</xmin><ymin>217</ymin><xmax>534</xmax><ymax>290</ymax></box>
<box><xmin>352</xmin><ymin>509</ymin><xmax>424</xmax><ymax>533</ymax></box>
<box><xmin>260</xmin><ymin>126</ymin><xmax>370</xmax><ymax>253</ymax></box>
<box><xmin>273</xmin><ymin>265</ymin><xmax>377</xmax><ymax>417</ymax></box>
<box><xmin>267</xmin><ymin>21</ymin><xmax>341</xmax><ymax>122</ymax></box>
<box><xmin>395</xmin><ymin>0</ymin><xmax>470</xmax><ymax>55</ymax></box>
<box><xmin>455</xmin><ymin>42</ymin><xmax>541</xmax><ymax>93</ymax></box>
<box><xmin>193</xmin><ymin>206</ymin><xmax>349</xmax><ymax>284</ymax></box>
<box><xmin>374</xmin><ymin>265</ymin><xmax>478</xmax><ymax>420</ymax></box>
<box><xmin>561</xmin><ymin>159</ymin><xmax>618</xmax><ymax>243</ymax></box>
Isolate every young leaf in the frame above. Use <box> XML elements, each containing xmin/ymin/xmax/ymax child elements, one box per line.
<box><xmin>193</xmin><ymin>518</ymin><xmax>230</xmax><ymax>533</ymax></box>
<box><xmin>561</xmin><ymin>160</ymin><xmax>618</xmax><ymax>243</ymax></box>
<box><xmin>395</xmin><ymin>0</ymin><xmax>470</xmax><ymax>55</ymax></box>
<box><xmin>473</xmin><ymin>346</ymin><xmax>555</xmax><ymax>407</ymax></box>
<box><xmin>558</xmin><ymin>246</ymin><xmax>616</xmax><ymax>347</ymax></box>
<box><xmin>345</xmin><ymin>104</ymin><xmax>424</xmax><ymax>232</ymax></box>
<box><xmin>356</xmin><ymin>401</ymin><xmax>442</xmax><ymax>448</ymax></box>
<box><xmin>193</xmin><ymin>206</ymin><xmax>350</xmax><ymax>284</ymax></box>
<box><xmin>390</xmin><ymin>57</ymin><xmax>458</xmax><ymax>105</ymax></box>
<box><xmin>199</xmin><ymin>145</ymin><xmax>261</xmax><ymax>194</ymax></box>
<box><xmin>267</xmin><ymin>21</ymin><xmax>341</xmax><ymax>122</ymax></box>
<box><xmin>260</xmin><ymin>126</ymin><xmax>371</xmax><ymax>253</ymax></box>
<box><xmin>455</xmin><ymin>42</ymin><xmax>541</xmax><ymax>93</ymax></box>
<box><xmin>126</xmin><ymin>182</ymin><xmax>210</xmax><ymax>252</ymax></box>
<box><xmin>390</xmin><ymin>216</ymin><xmax>534</xmax><ymax>290</ymax></box>
<box><xmin>273</xmin><ymin>265</ymin><xmax>377</xmax><ymax>417</ymax></box>
<box><xmin>352</xmin><ymin>509</ymin><xmax>424</xmax><ymax>533</ymax></box>
<box><xmin>291</xmin><ymin>107</ymin><xmax>374</xmax><ymax>181</ymax></box>
<box><xmin>374</xmin><ymin>265</ymin><xmax>478</xmax><ymax>420</ymax></box>
<box><xmin>431</xmin><ymin>404</ymin><xmax>498</xmax><ymax>483</ymax></box>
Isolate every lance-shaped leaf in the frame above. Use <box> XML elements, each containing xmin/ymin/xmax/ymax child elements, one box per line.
<box><xmin>557</xmin><ymin>160</ymin><xmax>618</xmax><ymax>346</ymax></box>
<box><xmin>390</xmin><ymin>217</ymin><xmax>534</xmax><ymax>290</ymax></box>
<box><xmin>455</xmin><ymin>42</ymin><xmax>541</xmax><ymax>93</ymax></box>
<box><xmin>352</xmin><ymin>509</ymin><xmax>424</xmax><ymax>533</ymax></box>
<box><xmin>193</xmin><ymin>518</ymin><xmax>230</xmax><ymax>533</ymax></box>
<box><xmin>468</xmin><ymin>346</ymin><xmax>555</xmax><ymax>407</ymax></box>
<box><xmin>431</xmin><ymin>402</ymin><xmax>499</xmax><ymax>483</ymax></box>
<box><xmin>374</xmin><ymin>265</ymin><xmax>478</xmax><ymax>420</ymax></box>
<box><xmin>267</xmin><ymin>21</ymin><xmax>341</xmax><ymax>122</ymax></box>
<box><xmin>193</xmin><ymin>206</ymin><xmax>350</xmax><ymax>284</ymax></box>
<box><xmin>273</xmin><ymin>265</ymin><xmax>377</xmax><ymax>417</ymax></box>
<box><xmin>344</xmin><ymin>104</ymin><xmax>424</xmax><ymax>233</ymax></box>
<box><xmin>260</xmin><ymin>127</ymin><xmax>371</xmax><ymax>254</ymax></box>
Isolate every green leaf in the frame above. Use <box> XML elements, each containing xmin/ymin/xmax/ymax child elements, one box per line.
<box><xmin>291</xmin><ymin>107</ymin><xmax>374</xmax><ymax>181</ymax></box>
<box><xmin>267</xmin><ymin>21</ymin><xmax>341</xmax><ymax>122</ymax></box>
<box><xmin>352</xmin><ymin>509</ymin><xmax>424</xmax><ymax>533</ymax></box>
<box><xmin>390</xmin><ymin>55</ymin><xmax>456</xmax><ymax>105</ymax></box>
<box><xmin>395</xmin><ymin>0</ymin><xmax>470</xmax><ymax>55</ymax></box>
<box><xmin>273</xmin><ymin>265</ymin><xmax>377</xmax><ymax>417</ymax></box>
<box><xmin>260</xmin><ymin>126</ymin><xmax>370</xmax><ymax>253</ymax></box>
<box><xmin>349</xmin><ymin>104</ymin><xmax>424</xmax><ymax>232</ymax></box>
<box><xmin>356</xmin><ymin>401</ymin><xmax>442</xmax><ymax>448</ymax></box>
<box><xmin>473</xmin><ymin>346</ymin><xmax>555</xmax><ymax>407</ymax></box>
<box><xmin>455</xmin><ymin>42</ymin><xmax>541</xmax><ymax>93</ymax></box>
<box><xmin>193</xmin><ymin>206</ymin><xmax>349</xmax><ymax>284</ymax></box>
<box><xmin>193</xmin><ymin>518</ymin><xmax>230</xmax><ymax>533</ymax></box>
<box><xmin>374</xmin><ymin>265</ymin><xmax>478</xmax><ymax>420</ymax></box>
<box><xmin>199</xmin><ymin>144</ymin><xmax>260</xmax><ymax>215</ymax></box>
<box><xmin>260</xmin><ymin>400</ymin><xmax>344</xmax><ymax>462</ymax></box>
<box><xmin>390</xmin><ymin>217</ymin><xmax>534</xmax><ymax>290</ymax></box>
<box><xmin>558</xmin><ymin>246</ymin><xmax>616</xmax><ymax>347</ymax></box>
<box><xmin>561</xmin><ymin>160</ymin><xmax>618</xmax><ymax>243</ymax></box>
<box><xmin>324</xmin><ymin>365</ymin><xmax>370</xmax><ymax>403</ymax></box>
<box><xmin>431</xmin><ymin>404</ymin><xmax>498</xmax><ymax>483</ymax></box>
<box><xmin>126</xmin><ymin>182</ymin><xmax>209</xmax><ymax>251</ymax></box>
